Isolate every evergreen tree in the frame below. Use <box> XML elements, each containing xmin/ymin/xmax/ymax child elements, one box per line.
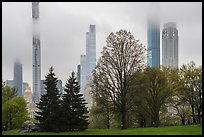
<box><xmin>35</xmin><ymin>67</ymin><xmax>62</xmax><ymax>132</ymax></box>
<box><xmin>62</xmin><ymin>71</ymin><xmax>89</xmax><ymax>131</ymax></box>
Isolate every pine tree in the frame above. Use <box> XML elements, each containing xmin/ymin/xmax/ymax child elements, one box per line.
<box><xmin>62</xmin><ymin>71</ymin><xmax>89</xmax><ymax>131</ymax></box>
<box><xmin>35</xmin><ymin>67</ymin><xmax>62</xmax><ymax>132</ymax></box>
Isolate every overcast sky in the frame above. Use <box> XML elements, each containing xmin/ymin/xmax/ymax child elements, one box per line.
<box><xmin>2</xmin><ymin>2</ymin><xmax>202</xmax><ymax>89</ymax></box>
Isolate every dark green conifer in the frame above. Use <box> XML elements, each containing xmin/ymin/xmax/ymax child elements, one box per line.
<box><xmin>35</xmin><ymin>67</ymin><xmax>62</xmax><ymax>132</ymax></box>
<box><xmin>62</xmin><ymin>71</ymin><xmax>89</xmax><ymax>131</ymax></box>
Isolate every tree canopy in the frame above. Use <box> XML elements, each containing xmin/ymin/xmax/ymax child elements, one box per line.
<box><xmin>93</xmin><ymin>29</ymin><xmax>146</xmax><ymax>129</ymax></box>
<box><xmin>2</xmin><ymin>81</ymin><xmax>28</xmax><ymax>130</ymax></box>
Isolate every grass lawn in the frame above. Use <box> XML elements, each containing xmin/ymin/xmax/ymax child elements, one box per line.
<box><xmin>2</xmin><ymin>125</ymin><xmax>202</xmax><ymax>135</ymax></box>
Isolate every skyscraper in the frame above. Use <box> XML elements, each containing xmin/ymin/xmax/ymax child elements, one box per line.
<box><xmin>57</xmin><ymin>80</ymin><xmax>63</xmax><ymax>97</ymax></box>
<box><xmin>80</xmin><ymin>25</ymin><xmax>96</xmax><ymax>94</ymax></box>
<box><xmin>77</xmin><ymin>64</ymin><xmax>81</xmax><ymax>85</ymax></box>
<box><xmin>40</xmin><ymin>80</ymin><xmax>63</xmax><ymax>97</ymax></box>
<box><xmin>86</xmin><ymin>25</ymin><xmax>96</xmax><ymax>75</ymax></box>
<box><xmin>147</xmin><ymin>2</ymin><xmax>160</xmax><ymax>67</ymax></box>
<box><xmin>32</xmin><ymin>2</ymin><xmax>41</xmax><ymax>103</ymax></box>
<box><xmin>6</xmin><ymin>80</ymin><xmax>15</xmax><ymax>88</ymax></box>
<box><xmin>80</xmin><ymin>55</ymin><xmax>87</xmax><ymax>94</ymax></box>
<box><xmin>162</xmin><ymin>22</ymin><xmax>178</xmax><ymax>68</ymax></box>
<box><xmin>14</xmin><ymin>60</ymin><xmax>23</xmax><ymax>96</ymax></box>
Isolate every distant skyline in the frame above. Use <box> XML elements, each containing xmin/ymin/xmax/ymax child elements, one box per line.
<box><xmin>2</xmin><ymin>2</ymin><xmax>202</xmax><ymax>89</ymax></box>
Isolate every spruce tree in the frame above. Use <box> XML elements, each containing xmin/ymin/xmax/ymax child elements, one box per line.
<box><xmin>62</xmin><ymin>71</ymin><xmax>89</xmax><ymax>131</ymax></box>
<box><xmin>35</xmin><ymin>67</ymin><xmax>62</xmax><ymax>132</ymax></box>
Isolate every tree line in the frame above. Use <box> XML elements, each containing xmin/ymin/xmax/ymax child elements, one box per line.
<box><xmin>88</xmin><ymin>29</ymin><xmax>202</xmax><ymax>129</ymax></box>
<box><xmin>2</xmin><ymin>29</ymin><xmax>202</xmax><ymax>131</ymax></box>
<box><xmin>2</xmin><ymin>67</ymin><xmax>89</xmax><ymax>132</ymax></box>
<box><xmin>35</xmin><ymin>67</ymin><xmax>89</xmax><ymax>132</ymax></box>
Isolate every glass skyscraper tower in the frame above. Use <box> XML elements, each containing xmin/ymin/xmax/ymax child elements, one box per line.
<box><xmin>162</xmin><ymin>22</ymin><xmax>178</xmax><ymax>68</ymax></box>
<box><xmin>147</xmin><ymin>2</ymin><xmax>160</xmax><ymax>67</ymax></box>
<box><xmin>32</xmin><ymin>2</ymin><xmax>41</xmax><ymax>103</ymax></box>
<box><xmin>80</xmin><ymin>25</ymin><xmax>96</xmax><ymax>94</ymax></box>
<box><xmin>14</xmin><ymin>60</ymin><xmax>23</xmax><ymax>96</ymax></box>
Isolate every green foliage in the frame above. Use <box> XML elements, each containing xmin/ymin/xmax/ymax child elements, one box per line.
<box><xmin>91</xmin><ymin>57</ymin><xmax>202</xmax><ymax>128</ymax></box>
<box><xmin>2</xmin><ymin>82</ymin><xmax>16</xmax><ymax>103</ymax></box>
<box><xmin>89</xmin><ymin>70</ymin><xmax>116</xmax><ymax>129</ymax></box>
<box><xmin>93</xmin><ymin>29</ymin><xmax>146</xmax><ymax>129</ymax></box>
<box><xmin>7</xmin><ymin>97</ymin><xmax>29</xmax><ymax>128</ymax></box>
<box><xmin>35</xmin><ymin>68</ymin><xmax>89</xmax><ymax>132</ymax></box>
<box><xmin>179</xmin><ymin>61</ymin><xmax>202</xmax><ymax>124</ymax></box>
<box><xmin>2</xmin><ymin>82</ymin><xmax>28</xmax><ymax>130</ymax></box>
<box><xmin>88</xmin><ymin>106</ymin><xmax>109</xmax><ymax>129</ymax></box>
<box><xmin>128</xmin><ymin>70</ymin><xmax>151</xmax><ymax>127</ymax></box>
<box><xmin>88</xmin><ymin>105</ymin><xmax>120</xmax><ymax>129</ymax></box>
<box><xmin>144</xmin><ymin>67</ymin><xmax>173</xmax><ymax>127</ymax></box>
<box><xmin>62</xmin><ymin>71</ymin><xmax>89</xmax><ymax>131</ymax></box>
<box><xmin>129</xmin><ymin>67</ymin><xmax>173</xmax><ymax>127</ymax></box>
<box><xmin>35</xmin><ymin>67</ymin><xmax>62</xmax><ymax>132</ymax></box>
<box><xmin>160</xmin><ymin>115</ymin><xmax>180</xmax><ymax>126</ymax></box>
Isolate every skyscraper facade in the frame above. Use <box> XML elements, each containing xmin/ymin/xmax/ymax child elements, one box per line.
<box><xmin>80</xmin><ymin>25</ymin><xmax>96</xmax><ymax>94</ymax></box>
<box><xmin>14</xmin><ymin>61</ymin><xmax>23</xmax><ymax>96</ymax></box>
<box><xmin>77</xmin><ymin>64</ymin><xmax>81</xmax><ymax>85</ymax></box>
<box><xmin>162</xmin><ymin>22</ymin><xmax>178</xmax><ymax>68</ymax></box>
<box><xmin>147</xmin><ymin>2</ymin><xmax>160</xmax><ymax>67</ymax></box>
<box><xmin>6</xmin><ymin>80</ymin><xmax>15</xmax><ymax>88</ymax></box>
<box><xmin>32</xmin><ymin>2</ymin><xmax>41</xmax><ymax>103</ymax></box>
<box><xmin>40</xmin><ymin>80</ymin><xmax>63</xmax><ymax>97</ymax></box>
<box><xmin>57</xmin><ymin>80</ymin><xmax>63</xmax><ymax>97</ymax></box>
<box><xmin>80</xmin><ymin>54</ymin><xmax>87</xmax><ymax>94</ymax></box>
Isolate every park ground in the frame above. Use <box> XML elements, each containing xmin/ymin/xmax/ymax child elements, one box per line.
<box><xmin>2</xmin><ymin>125</ymin><xmax>202</xmax><ymax>135</ymax></box>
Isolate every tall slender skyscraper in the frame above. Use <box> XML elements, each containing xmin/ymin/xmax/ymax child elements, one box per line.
<box><xmin>14</xmin><ymin>60</ymin><xmax>23</xmax><ymax>96</ymax></box>
<box><xmin>32</xmin><ymin>2</ymin><xmax>41</xmax><ymax>103</ymax></box>
<box><xmin>147</xmin><ymin>2</ymin><xmax>160</xmax><ymax>67</ymax></box>
<box><xmin>86</xmin><ymin>25</ymin><xmax>96</xmax><ymax>79</ymax></box>
<box><xmin>77</xmin><ymin>64</ymin><xmax>81</xmax><ymax>85</ymax></box>
<box><xmin>162</xmin><ymin>22</ymin><xmax>178</xmax><ymax>68</ymax></box>
<box><xmin>80</xmin><ymin>25</ymin><xmax>96</xmax><ymax>94</ymax></box>
<box><xmin>80</xmin><ymin>55</ymin><xmax>87</xmax><ymax>94</ymax></box>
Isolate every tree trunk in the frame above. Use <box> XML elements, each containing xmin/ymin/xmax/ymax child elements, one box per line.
<box><xmin>154</xmin><ymin>113</ymin><xmax>160</xmax><ymax>127</ymax></box>
<box><xmin>191</xmin><ymin>104</ymin><xmax>196</xmax><ymax>124</ymax></box>
<box><xmin>150</xmin><ymin>117</ymin><xmax>154</xmax><ymax>127</ymax></box>
<box><xmin>9</xmin><ymin>109</ymin><xmax>12</xmax><ymax>130</ymax></box>
<box><xmin>5</xmin><ymin>120</ymin><xmax>8</xmax><ymax>131</ymax></box>
<box><xmin>144</xmin><ymin>118</ymin><xmax>146</xmax><ymax>127</ymax></box>
<box><xmin>120</xmin><ymin>99</ymin><xmax>127</xmax><ymax>129</ymax></box>
<box><xmin>106</xmin><ymin>107</ymin><xmax>110</xmax><ymax>129</ymax></box>
<box><xmin>121</xmin><ymin>110</ymin><xmax>127</xmax><ymax>129</ymax></box>
<box><xmin>181</xmin><ymin>117</ymin><xmax>186</xmax><ymax>125</ymax></box>
<box><xmin>196</xmin><ymin>105</ymin><xmax>201</xmax><ymax>124</ymax></box>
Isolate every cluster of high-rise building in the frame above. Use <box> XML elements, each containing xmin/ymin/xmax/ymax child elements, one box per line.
<box><xmin>147</xmin><ymin>3</ymin><xmax>178</xmax><ymax>68</ymax></box>
<box><xmin>6</xmin><ymin>2</ymin><xmax>63</xmax><ymax>118</ymax></box>
<box><xmin>76</xmin><ymin>25</ymin><xmax>96</xmax><ymax>109</ymax></box>
<box><xmin>5</xmin><ymin>2</ymin><xmax>179</xmax><ymax>115</ymax></box>
<box><xmin>78</xmin><ymin>25</ymin><xmax>96</xmax><ymax>95</ymax></box>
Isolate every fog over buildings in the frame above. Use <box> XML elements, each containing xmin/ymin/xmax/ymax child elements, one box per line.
<box><xmin>147</xmin><ymin>2</ymin><xmax>161</xmax><ymax>67</ymax></box>
<box><xmin>2</xmin><ymin>2</ymin><xmax>202</xmax><ymax>89</ymax></box>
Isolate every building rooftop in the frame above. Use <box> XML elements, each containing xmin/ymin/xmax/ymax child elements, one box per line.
<box><xmin>164</xmin><ymin>22</ymin><xmax>177</xmax><ymax>28</ymax></box>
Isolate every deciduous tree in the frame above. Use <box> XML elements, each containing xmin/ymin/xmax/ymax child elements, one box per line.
<box><xmin>94</xmin><ymin>29</ymin><xmax>146</xmax><ymax>129</ymax></box>
<box><xmin>2</xmin><ymin>81</ymin><xmax>28</xmax><ymax>130</ymax></box>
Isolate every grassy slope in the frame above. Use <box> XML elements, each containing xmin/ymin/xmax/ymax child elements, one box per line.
<box><xmin>2</xmin><ymin>125</ymin><xmax>202</xmax><ymax>135</ymax></box>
